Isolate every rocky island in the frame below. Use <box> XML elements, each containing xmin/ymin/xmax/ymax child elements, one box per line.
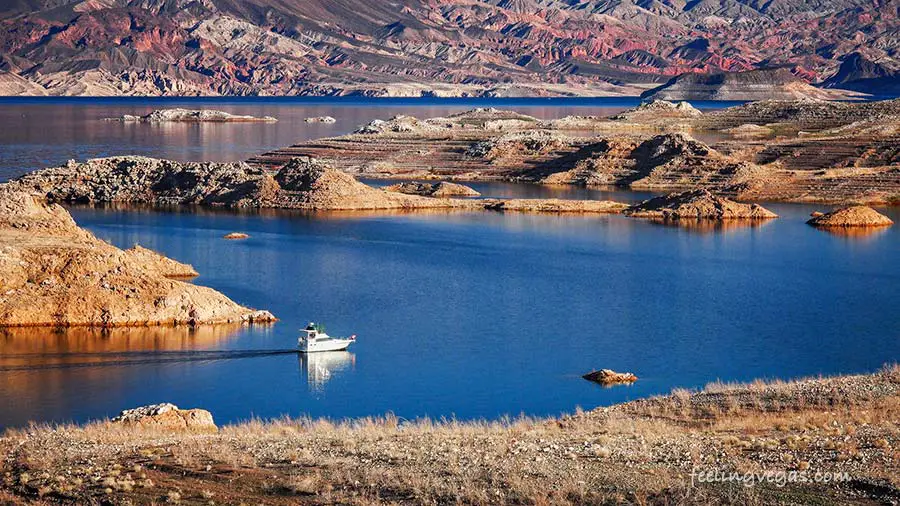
<box><xmin>624</xmin><ymin>190</ymin><xmax>778</xmax><ymax>220</ymax></box>
<box><xmin>0</xmin><ymin>187</ymin><xmax>274</xmax><ymax>327</ymax></box>
<box><xmin>807</xmin><ymin>206</ymin><xmax>894</xmax><ymax>228</ymax></box>
<box><xmin>108</xmin><ymin>109</ymin><xmax>277</xmax><ymax>123</ymax></box>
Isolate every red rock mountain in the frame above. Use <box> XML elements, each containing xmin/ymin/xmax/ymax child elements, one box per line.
<box><xmin>0</xmin><ymin>0</ymin><xmax>896</xmax><ymax>96</ymax></box>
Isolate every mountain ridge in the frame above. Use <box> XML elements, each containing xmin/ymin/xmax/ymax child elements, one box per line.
<box><xmin>0</xmin><ymin>0</ymin><xmax>896</xmax><ymax>96</ymax></box>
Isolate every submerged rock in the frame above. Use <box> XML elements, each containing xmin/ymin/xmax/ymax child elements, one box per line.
<box><xmin>111</xmin><ymin>403</ymin><xmax>217</xmax><ymax>432</ymax></box>
<box><xmin>807</xmin><ymin>206</ymin><xmax>894</xmax><ymax>228</ymax></box>
<box><xmin>384</xmin><ymin>182</ymin><xmax>481</xmax><ymax>198</ymax></box>
<box><xmin>583</xmin><ymin>369</ymin><xmax>638</xmax><ymax>385</ymax></box>
<box><xmin>108</xmin><ymin>109</ymin><xmax>276</xmax><ymax>123</ymax></box>
<box><xmin>624</xmin><ymin>189</ymin><xmax>778</xmax><ymax>220</ymax></box>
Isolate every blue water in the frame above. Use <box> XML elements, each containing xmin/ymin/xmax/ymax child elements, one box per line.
<box><xmin>0</xmin><ymin>197</ymin><xmax>897</xmax><ymax>429</ymax></box>
<box><xmin>0</xmin><ymin>98</ymin><xmax>897</xmax><ymax>429</ymax></box>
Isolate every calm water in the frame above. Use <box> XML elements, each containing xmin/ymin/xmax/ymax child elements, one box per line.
<box><xmin>0</xmin><ymin>99</ymin><xmax>897</xmax><ymax>429</ymax></box>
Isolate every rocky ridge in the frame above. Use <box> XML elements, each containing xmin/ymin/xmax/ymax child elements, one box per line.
<box><xmin>0</xmin><ymin>0</ymin><xmax>893</xmax><ymax>97</ymax></box>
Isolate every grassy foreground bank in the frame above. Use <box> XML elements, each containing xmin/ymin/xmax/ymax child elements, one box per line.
<box><xmin>1</xmin><ymin>366</ymin><xmax>897</xmax><ymax>505</ymax></box>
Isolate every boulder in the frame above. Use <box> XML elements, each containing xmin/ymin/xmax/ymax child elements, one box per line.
<box><xmin>624</xmin><ymin>189</ymin><xmax>778</xmax><ymax>220</ymax></box>
<box><xmin>807</xmin><ymin>206</ymin><xmax>894</xmax><ymax>227</ymax></box>
<box><xmin>305</xmin><ymin>116</ymin><xmax>336</xmax><ymax>123</ymax></box>
<box><xmin>583</xmin><ymin>369</ymin><xmax>638</xmax><ymax>385</ymax></box>
<box><xmin>111</xmin><ymin>403</ymin><xmax>217</xmax><ymax>432</ymax></box>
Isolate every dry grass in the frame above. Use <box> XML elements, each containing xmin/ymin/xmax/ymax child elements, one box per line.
<box><xmin>1</xmin><ymin>366</ymin><xmax>898</xmax><ymax>505</ymax></box>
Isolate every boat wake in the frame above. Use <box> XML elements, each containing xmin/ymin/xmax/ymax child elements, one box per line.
<box><xmin>0</xmin><ymin>349</ymin><xmax>300</xmax><ymax>372</ymax></box>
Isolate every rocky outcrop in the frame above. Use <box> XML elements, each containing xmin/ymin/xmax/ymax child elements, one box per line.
<box><xmin>8</xmin><ymin>156</ymin><xmax>474</xmax><ymax>212</ymax></box>
<box><xmin>305</xmin><ymin>116</ymin><xmax>336</xmax><ymax>123</ymax></box>
<box><xmin>484</xmin><ymin>199</ymin><xmax>628</xmax><ymax>214</ymax></box>
<box><xmin>111</xmin><ymin>403</ymin><xmax>217</xmax><ymax>432</ymax></box>
<box><xmin>642</xmin><ymin>68</ymin><xmax>857</xmax><ymax>101</ymax></box>
<box><xmin>612</xmin><ymin>100</ymin><xmax>701</xmax><ymax>121</ymax></box>
<box><xmin>583</xmin><ymin>369</ymin><xmax>638</xmax><ymax>385</ymax></box>
<box><xmin>0</xmin><ymin>187</ymin><xmax>275</xmax><ymax>327</ymax></box>
<box><xmin>624</xmin><ymin>190</ymin><xmax>778</xmax><ymax>220</ymax></box>
<box><xmin>385</xmin><ymin>182</ymin><xmax>481</xmax><ymax>198</ymax></box>
<box><xmin>223</xmin><ymin>232</ymin><xmax>249</xmax><ymax>240</ymax></box>
<box><xmin>108</xmin><ymin>109</ymin><xmax>276</xmax><ymax>122</ymax></box>
<box><xmin>807</xmin><ymin>206</ymin><xmax>894</xmax><ymax>228</ymax></box>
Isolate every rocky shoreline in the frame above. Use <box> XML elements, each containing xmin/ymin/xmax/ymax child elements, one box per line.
<box><xmin>1</xmin><ymin>366</ymin><xmax>896</xmax><ymax>504</ymax></box>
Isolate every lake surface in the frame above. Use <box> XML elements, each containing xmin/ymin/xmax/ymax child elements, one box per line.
<box><xmin>0</xmin><ymin>99</ymin><xmax>897</xmax><ymax>429</ymax></box>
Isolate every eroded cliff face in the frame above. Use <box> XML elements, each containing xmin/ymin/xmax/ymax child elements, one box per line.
<box><xmin>0</xmin><ymin>188</ymin><xmax>274</xmax><ymax>327</ymax></box>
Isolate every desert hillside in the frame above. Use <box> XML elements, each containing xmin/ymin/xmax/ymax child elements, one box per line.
<box><xmin>0</xmin><ymin>0</ymin><xmax>895</xmax><ymax>96</ymax></box>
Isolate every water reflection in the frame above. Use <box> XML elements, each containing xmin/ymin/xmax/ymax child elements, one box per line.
<box><xmin>299</xmin><ymin>352</ymin><xmax>356</xmax><ymax>393</ymax></box>
<box><xmin>811</xmin><ymin>226</ymin><xmax>892</xmax><ymax>239</ymax></box>
<box><xmin>643</xmin><ymin>218</ymin><xmax>776</xmax><ymax>235</ymax></box>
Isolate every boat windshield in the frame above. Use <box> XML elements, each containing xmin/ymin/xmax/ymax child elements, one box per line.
<box><xmin>305</xmin><ymin>323</ymin><xmax>326</xmax><ymax>333</ymax></box>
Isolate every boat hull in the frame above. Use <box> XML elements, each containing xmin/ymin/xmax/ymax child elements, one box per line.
<box><xmin>299</xmin><ymin>339</ymin><xmax>353</xmax><ymax>353</ymax></box>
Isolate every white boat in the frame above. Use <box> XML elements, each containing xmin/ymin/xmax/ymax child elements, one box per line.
<box><xmin>298</xmin><ymin>323</ymin><xmax>356</xmax><ymax>353</ymax></box>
